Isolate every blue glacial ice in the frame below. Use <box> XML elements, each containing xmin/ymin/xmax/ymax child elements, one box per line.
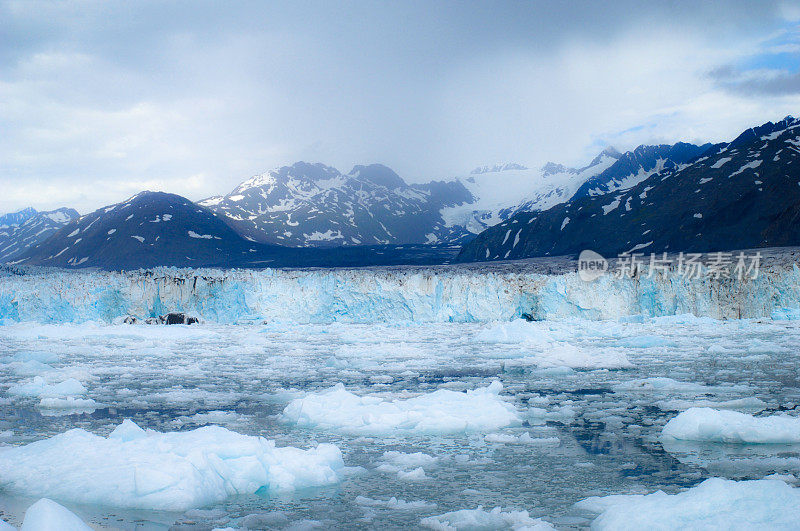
<box><xmin>3</xmin><ymin>261</ymin><xmax>800</xmax><ymax>324</ymax></box>
<box><xmin>0</xmin><ymin>419</ymin><xmax>343</xmax><ymax>511</ymax></box>
<box><xmin>662</xmin><ymin>408</ymin><xmax>800</xmax><ymax>444</ymax></box>
<box><xmin>577</xmin><ymin>478</ymin><xmax>800</xmax><ymax>530</ymax></box>
<box><xmin>281</xmin><ymin>381</ymin><xmax>520</xmax><ymax>435</ymax></box>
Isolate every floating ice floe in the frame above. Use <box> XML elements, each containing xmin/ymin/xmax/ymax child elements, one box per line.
<box><xmin>281</xmin><ymin>381</ymin><xmax>521</xmax><ymax>434</ymax></box>
<box><xmin>7</xmin><ymin>376</ymin><xmax>87</xmax><ymax>398</ymax></box>
<box><xmin>375</xmin><ymin>451</ymin><xmax>437</xmax><ymax>481</ymax></box>
<box><xmin>0</xmin><ymin>419</ymin><xmax>343</xmax><ymax>511</ymax></box>
<box><xmin>656</xmin><ymin>397</ymin><xmax>766</xmax><ymax>413</ymax></box>
<box><xmin>9</xmin><ymin>351</ymin><xmax>60</xmax><ymax>364</ymax></box>
<box><xmin>477</xmin><ymin>321</ymin><xmax>631</xmax><ymax>369</ymax></box>
<box><xmin>379</xmin><ymin>450</ymin><xmax>438</xmax><ymax>469</ymax></box>
<box><xmin>9</xmin><ymin>360</ymin><xmax>54</xmax><ymax>376</ymax></box>
<box><xmin>420</xmin><ymin>506</ymin><xmax>554</xmax><ymax>530</ymax></box>
<box><xmin>614</xmin><ymin>377</ymin><xmax>708</xmax><ymax>393</ymax></box>
<box><xmin>396</xmin><ymin>467</ymin><xmax>428</xmax><ymax>481</ymax></box>
<box><xmin>37</xmin><ymin>397</ymin><xmax>99</xmax><ymax>415</ymax></box>
<box><xmin>15</xmin><ymin>498</ymin><xmax>92</xmax><ymax>531</ymax></box>
<box><xmin>661</xmin><ymin>407</ymin><xmax>800</xmax><ymax>444</ymax></box>
<box><xmin>475</xmin><ymin>321</ymin><xmax>560</xmax><ymax>343</ymax></box>
<box><xmin>169</xmin><ymin>410</ymin><xmax>247</xmax><ymax>427</ymax></box>
<box><xmin>355</xmin><ymin>495</ymin><xmax>437</xmax><ymax>511</ymax></box>
<box><xmin>576</xmin><ymin>478</ymin><xmax>800</xmax><ymax>529</ymax></box>
<box><xmin>484</xmin><ymin>432</ymin><xmax>560</xmax><ymax>446</ymax></box>
<box><xmin>616</xmin><ymin>335</ymin><xmax>674</xmax><ymax>348</ymax></box>
<box><xmin>501</xmin><ymin>346</ymin><xmax>631</xmax><ymax>370</ymax></box>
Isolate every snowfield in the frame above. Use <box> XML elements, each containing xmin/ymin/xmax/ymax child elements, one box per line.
<box><xmin>2</xmin><ymin>263</ymin><xmax>800</xmax><ymax>527</ymax></box>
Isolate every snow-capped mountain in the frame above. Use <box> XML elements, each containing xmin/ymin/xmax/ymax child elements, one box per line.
<box><xmin>441</xmin><ymin>148</ymin><xmax>623</xmax><ymax>235</ymax></box>
<box><xmin>201</xmin><ymin>162</ymin><xmax>474</xmax><ymax>247</ymax></box>
<box><xmin>15</xmin><ymin>191</ymin><xmax>461</xmax><ymax>269</ymax></box>
<box><xmin>16</xmin><ymin>191</ymin><xmax>277</xmax><ymax>269</ymax></box>
<box><xmin>572</xmin><ymin>142</ymin><xmax>712</xmax><ymax>199</ymax></box>
<box><xmin>201</xmin><ymin>147</ymin><xmax>709</xmax><ymax>248</ymax></box>
<box><xmin>457</xmin><ymin>116</ymin><xmax>800</xmax><ymax>261</ymax></box>
<box><xmin>0</xmin><ymin>207</ymin><xmax>79</xmax><ymax>263</ymax></box>
<box><xmin>0</xmin><ymin>207</ymin><xmax>38</xmax><ymax>227</ymax></box>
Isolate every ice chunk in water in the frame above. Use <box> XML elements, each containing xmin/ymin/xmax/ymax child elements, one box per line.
<box><xmin>397</xmin><ymin>467</ymin><xmax>428</xmax><ymax>481</ymax></box>
<box><xmin>109</xmin><ymin>418</ymin><xmax>147</xmax><ymax>441</ymax></box>
<box><xmin>576</xmin><ymin>478</ymin><xmax>800</xmax><ymax>529</ymax></box>
<box><xmin>19</xmin><ymin>498</ymin><xmax>92</xmax><ymax>531</ymax></box>
<box><xmin>484</xmin><ymin>433</ymin><xmax>560</xmax><ymax>446</ymax></box>
<box><xmin>7</xmin><ymin>377</ymin><xmax>86</xmax><ymax>398</ymax></box>
<box><xmin>502</xmin><ymin>346</ymin><xmax>631</xmax><ymax>370</ymax></box>
<box><xmin>477</xmin><ymin>321</ymin><xmax>631</xmax><ymax>369</ymax></box>
<box><xmin>0</xmin><ymin>420</ymin><xmax>343</xmax><ymax>511</ymax></box>
<box><xmin>355</xmin><ymin>496</ymin><xmax>436</xmax><ymax>510</ymax></box>
<box><xmin>37</xmin><ymin>397</ymin><xmax>99</xmax><ymax>417</ymax></box>
<box><xmin>281</xmin><ymin>381</ymin><xmax>521</xmax><ymax>434</ymax></box>
<box><xmin>381</xmin><ymin>451</ymin><xmax>438</xmax><ymax>469</ymax></box>
<box><xmin>662</xmin><ymin>407</ymin><xmax>800</xmax><ymax>444</ymax></box>
<box><xmin>420</xmin><ymin>506</ymin><xmax>555</xmax><ymax>530</ymax></box>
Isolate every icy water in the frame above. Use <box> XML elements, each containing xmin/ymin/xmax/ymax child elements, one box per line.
<box><xmin>2</xmin><ymin>316</ymin><xmax>800</xmax><ymax>529</ymax></box>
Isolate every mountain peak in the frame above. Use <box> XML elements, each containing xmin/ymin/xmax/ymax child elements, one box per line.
<box><xmin>600</xmin><ymin>146</ymin><xmax>622</xmax><ymax>158</ymax></box>
<box><xmin>0</xmin><ymin>206</ymin><xmax>38</xmax><ymax>227</ymax></box>
<box><xmin>349</xmin><ymin>164</ymin><xmax>406</xmax><ymax>189</ymax></box>
<box><xmin>284</xmin><ymin>161</ymin><xmax>341</xmax><ymax>180</ymax></box>
<box><xmin>540</xmin><ymin>162</ymin><xmax>571</xmax><ymax>176</ymax></box>
<box><xmin>588</xmin><ymin>146</ymin><xmax>622</xmax><ymax>165</ymax></box>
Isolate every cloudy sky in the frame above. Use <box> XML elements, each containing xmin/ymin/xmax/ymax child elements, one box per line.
<box><xmin>2</xmin><ymin>0</ymin><xmax>800</xmax><ymax>213</ymax></box>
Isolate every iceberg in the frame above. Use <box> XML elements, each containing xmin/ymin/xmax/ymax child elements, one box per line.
<box><xmin>281</xmin><ymin>381</ymin><xmax>521</xmax><ymax>434</ymax></box>
<box><xmin>661</xmin><ymin>407</ymin><xmax>800</xmax><ymax>444</ymax></box>
<box><xmin>18</xmin><ymin>498</ymin><xmax>92</xmax><ymax>531</ymax></box>
<box><xmin>0</xmin><ymin>419</ymin><xmax>343</xmax><ymax>511</ymax></box>
<box><xmin>577</xmin><ymin>478</ymin><xmax>800</xmax><ymax>529</ymax></box>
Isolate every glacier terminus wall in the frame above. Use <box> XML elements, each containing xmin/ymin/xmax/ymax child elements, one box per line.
<box><xmin>2</xmin><ymin>253</ymin><xmax>800</xmax><ymax>324</ymax></box>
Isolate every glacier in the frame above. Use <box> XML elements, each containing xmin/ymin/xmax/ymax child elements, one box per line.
<box><xmin>2</xmin><ymin>254</ymin><xmax>800</xmax><ymax>324</ymax></box>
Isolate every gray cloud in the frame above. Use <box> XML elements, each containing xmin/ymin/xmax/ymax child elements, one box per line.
<box><xmin>1</xmin><ymin>0</ymin><xmax>798</xmax><ymax>213</ymax></box>
<box><xmin>710</xmin><ymin>64</ymin><xmax>800</xmax><ymax>96</ymax></box>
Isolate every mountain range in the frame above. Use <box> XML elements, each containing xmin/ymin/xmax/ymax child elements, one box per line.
<box><xmin>457</xmin><ymin>116</ymin><xmax>800</xmax><ymax>261</ymax></box>
<box><xmin>3</xmin><ymin>115</ymin><xmax>800</xmax><ymax>269</ymax></box>
<box><xmin>199</xmin><ymin>162</ymin><xmax>473</xmax><ymax>247</ymax></box>
<box><xmin>0</xmin><ymin>207</ymin><xmax>79</xmax><ymax>263</ymax></box>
